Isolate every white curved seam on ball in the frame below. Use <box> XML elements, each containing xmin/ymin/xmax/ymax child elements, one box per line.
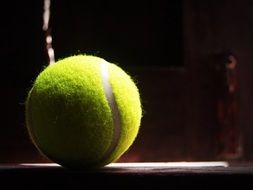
<box><xmin>100</xmin><ymin>60</ymin><xmax>121</xmax><ymax>162</ymax></box>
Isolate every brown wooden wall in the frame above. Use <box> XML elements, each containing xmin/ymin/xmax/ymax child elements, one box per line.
<box><xmin>123</xmin><ymin>0</ymin><xmax>253</xmax><ymax>162</ymax></box>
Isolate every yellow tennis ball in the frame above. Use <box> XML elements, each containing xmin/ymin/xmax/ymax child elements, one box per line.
<box><xmin>25</xmin><ymin>55</ymin><xmax>142</xmax><ymax>168</ymax></box>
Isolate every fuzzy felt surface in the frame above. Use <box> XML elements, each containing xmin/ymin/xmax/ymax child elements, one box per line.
<box><xmin>26</xmin><ymin>55</ymin><xmax>142</xmax><ymax>168</ymax></box>
<box><xmin>105</xmin><ymin>63</ymin><xmax>142</xmax><ymax>164</ymax></box>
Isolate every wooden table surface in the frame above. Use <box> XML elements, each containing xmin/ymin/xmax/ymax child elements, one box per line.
<box><xmin>0</xmin><ymin>162</ymin><xmax>252</xmax><ymax>189</ymax></box>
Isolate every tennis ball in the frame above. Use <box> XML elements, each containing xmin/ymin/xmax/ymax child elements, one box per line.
<box><xmin>25</xmin><ymin>55</ymin><xmax>142</xmax><ymax>168</ymax></box>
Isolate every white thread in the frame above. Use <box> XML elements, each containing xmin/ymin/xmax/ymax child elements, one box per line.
<box><xmin>43</xmin><ymin>0</ymin><xmax>55</xmax><ymax>64</ymax></box>
<box><xmin>43</xmin><ymin>0</ymin><xmax>50</xmax><ymax>31</ymax></box>
<box><xmin>100</xmin><ymin>60</ymin><xmax>121</xmax><ymax>162</ymax></box>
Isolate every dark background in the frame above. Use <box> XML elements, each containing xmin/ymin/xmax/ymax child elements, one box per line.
<box><xmin>51</xmin><ymin>0</ymin><xmax>183</xmax><ymax>68</ymax></box>
<box><xmin>2</xmin><ymin>0</ymin><xmax>253</xmax><ymax>163</ymax></box>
